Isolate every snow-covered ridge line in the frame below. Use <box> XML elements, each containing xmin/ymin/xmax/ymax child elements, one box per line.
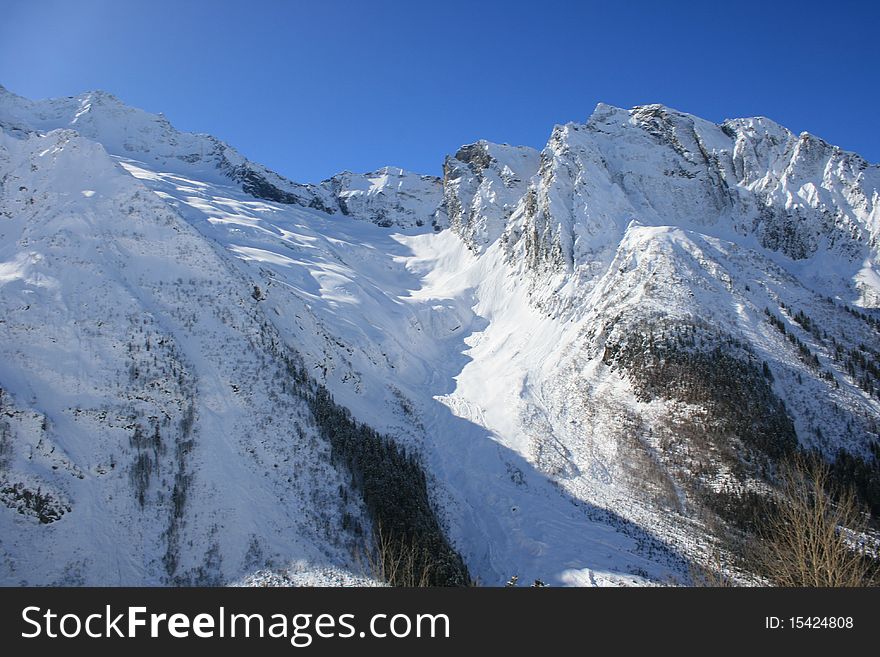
<box><xmin>3</xmin><ymin>83</ymin><xmax>877</xmax><ymax>275</ymax></box>
<box><xmin>0</xmin><ymin>85</ymin><xmax>452</xmax><ymax>229</ymax></box>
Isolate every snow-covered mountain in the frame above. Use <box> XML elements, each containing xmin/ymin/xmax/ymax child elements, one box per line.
<box><xmin>0</xmin><ymin>85</ymin><xmax>877</xmax><ymax>586</ymax></box>
<box><xmin>326</xmin><ymin>167</ymin><xmax>445</xmax><ymax>230</ymax></box>
<box><xmin>501</xmin><ymin>103</ymin><xmax>878</xmax><ymax>307</ymax></box>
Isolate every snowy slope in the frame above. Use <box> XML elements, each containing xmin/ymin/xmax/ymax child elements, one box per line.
<box><xmin>1</xmin><ymin>87</ymin><xmax>878</xmax><ymax>586</ymax></box>
<box><xmin>0</xmin><ymin>127</ymin><xmax>366</xmax><ymax>585</ymax></box>
<box><xmin>108</xmin><ymin>158</ymin><xmax>682</xmax><ymax>586</ymax></box>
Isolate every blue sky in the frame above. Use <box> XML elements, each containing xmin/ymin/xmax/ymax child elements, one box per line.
<box><xmin>1</xmin><ymin>0</ymin><xmax>877</xmax><ymax>182</ymax></box>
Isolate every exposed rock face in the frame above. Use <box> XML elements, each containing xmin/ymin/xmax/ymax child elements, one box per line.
<box><xmin>443</xmin><ymin>140</ymin><xmax>540</xmax><ymax>251</ymax></box>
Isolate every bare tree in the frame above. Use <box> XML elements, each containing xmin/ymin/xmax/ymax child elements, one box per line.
<box><xmin>752</xmin><ymin>457</ymin><xmax>876</xmax><ymax>587</ymax></box>
<box><xmin>360</xmin><ymin>522</ymin><xmax>433</xmax><ymax>587</ymax></box>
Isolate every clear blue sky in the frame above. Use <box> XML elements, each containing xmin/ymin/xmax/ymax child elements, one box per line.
<box><xmin>1</xmin><ymin>0</ymin><xmax>877</xmax><ymax>182</ymax></box>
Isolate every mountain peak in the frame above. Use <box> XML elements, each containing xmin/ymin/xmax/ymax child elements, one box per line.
<box><xmin>80</xmin><ymin>89</ymin><xmax>123</xmax><ymax>103</ymax></box>
<box><xmin>587</xmin><ymin>101</ymin><xmax>627</xmax><ymax>121</ymax></box>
